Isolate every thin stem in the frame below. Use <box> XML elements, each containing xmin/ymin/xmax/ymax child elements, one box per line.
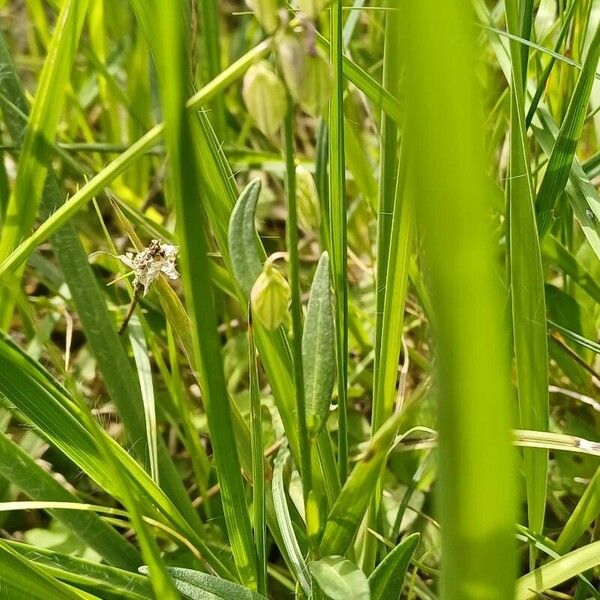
<box><xmin>248</xmin><ymin>308</ymin><xmax>267</xmax><ymax>596</ymax></box>
<box><xmin>329</xmin><ymin>0</ymin><xmax>349</xmax><ymax>483</ymax></box>
<box><xmin>118</xmin><ymin>287</ymin><xmax>142</xmax><ymax>335</ymax></box>
<box><xmin>282</xmin><ymin>108</ymin><xmax>312</xmax><ymax>504</ymax></box>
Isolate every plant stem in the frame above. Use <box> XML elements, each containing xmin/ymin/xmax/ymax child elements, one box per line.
<box><xmin>248</xmin><ymin>309</ymin><xmax>267</xmax><ymax>596</ymax></box>
<box><xmin>282</xmin><ymin>108</ymin><xmax>312</xmax><ymax>505</ymax></box>
<box><xmin>329</xmin><ymin>0</ymin><xmax>349</xmax><ymax>483</ymax></box>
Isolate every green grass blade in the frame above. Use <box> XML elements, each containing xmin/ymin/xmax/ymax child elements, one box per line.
<box><xmin>272</xmin><ymin>445</ymin><xmax>311</xmax><ymax>595</ymax></box>
<box><xmin>515</xmin><ymin>541</ymin><xmax>600</xmax><ymax>600</ymax></box>
<box><xmin>248</xmin><ymin>314</ymin><xmax>267</xmax><ymax>596</ymax></box>
<box><xmin>0</xmin><ymin>0</ymin><xmax>89</xmax><ymax>327</ymax></box>
<box><xmin>329</xmin><ymin>0</ymin><xmax>349</xmax><ymax>483</ymax></box>
<box><xmin>128</xmin><ymin>316</ymin><xmax>159</xmax><ymax>484</ymax></box>
<box><xmin>0</xmin><ymin>430</ymin><xmax>140</xmax><ymax>569</ymax></box>
<box><xmin>5</xmin><ymin>541</ymin><xmax>151</xmax><ymax>600</ymax></box>
<box><xmin>536</xmin><ymin>25</ymin><xmax>600</xmax><ymax>238</ymax></box>
<box><xmin>367</xmin><ymin>533</ymin><xmax>419</xmax><ymax>600</ymax></box>
<box><xmin>149</xmin><ymin>0</ymin><xmax>257</xmax><ymax>587</ymax></box>
<box><xmin>505</xmin><ymin>0</ymin><xmax>549</xmax><ymax>543</ymax></box>
<box><xmin>404</xmin><ymin>1</ymin><xmax>517</xmax><ymax>598</ymax></box>
<box><xmin>0</xmin><ymin>0</ymin><xmax>88</xmax><ymax>259</ymax></box>
<box><xmin>555</xmin><ymin>466</ymin><xmax>600</xmax><ymax>554</ymax></box>
<box><xmin>319</xmin><ymin>410</ymin><xmax>403</xmax><ymax>557</ymax></box>
<box><xmin>0</xmin><ymin>541</ymin><xmax>99</xmax><ymax>600</ymax></box>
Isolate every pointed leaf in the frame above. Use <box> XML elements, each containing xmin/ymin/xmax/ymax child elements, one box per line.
<box><xmin>228</xmin><ymin>179</ymin><xmax>263</xmax><ymax>295</ymax></box>
<box><xmin>303</xmin><ymin>252</ymin><xmax>335</xmax><ymax>438</ymax></box>
<box><xmin>368</xmin><ymin>533</ymin><xmax>419</xmax><ymax>600</ymax></box>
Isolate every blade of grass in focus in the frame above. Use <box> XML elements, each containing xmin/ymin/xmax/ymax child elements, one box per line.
<box><xmin>403</xmin><ymin>2</ymin><xmax>517</xmax><ymax>598</ymax></box>
<box><xmin>149</xmin><ymin>0</ymin><xmax>258</xmax><ymax>588</ymax></box>
<box><xmin>505</xmin><ymin>0</ymin><xmax>549</xmax><ymax>545</ymax></box>
<box><xmin>329</xmin><ymin>0</ymin><xmax>349</xmax><ymax>484</ymax></box>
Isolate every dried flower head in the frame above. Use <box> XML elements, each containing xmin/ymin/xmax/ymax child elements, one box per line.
<box><xmin>117</xmin><ymin>239</ymin><xmax>179</xmax><ymax>296</ymax></box>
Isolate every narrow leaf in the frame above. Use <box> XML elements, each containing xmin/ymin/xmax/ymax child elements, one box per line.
<box><xmin>303</xmin><ymin>252</ymin><xmax>335</xmax><ymax>439</ymax></box>
<box><xmin>368</xmin><ymin>533</ymin><xmax>419</xmax><ymax>600</ymax></box>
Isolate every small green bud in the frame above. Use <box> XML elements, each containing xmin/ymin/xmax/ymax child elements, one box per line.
<box><xmin>250</xmin><ymin>262</ymin><xmax>290</xmax><ymax>331</ymax></box>
<box><xmin>277</xmin><ymin>32</ymin><xmax>331</xmax><ymax>117</ymax></box>
<box><xmin>296</xmin><ymin>0</ymin><xmax>330</xmax><ymax>20</ymax></box>
<box><xmin>243</xmin><ymin>61</ymin><xmax>287</xmax><ymax>137</ymax></box>
<box><xmin>276</xmin><ymin>31</ymin><xmax>306</xmax><ymax>106</ymax></box>
<box><xmin>299</xmin><ymin>50</ymin><xmax>331</xmax><ymax>117</ymax></box>
<box><xmin>245</xmin><ymin>0</ymin><xmax>280</xmax><ymax>34</ymax></box>
<box><xmin>296</xmin><ymin>165</ymin><xmax>320</xmax><ymax>230</ymax></box>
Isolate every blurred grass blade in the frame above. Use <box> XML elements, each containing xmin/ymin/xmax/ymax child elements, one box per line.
<box><xmin>128</xmin><ymin>316</ymin><xmax>159</xmax><ymax>484</ymax></box>
<box><xmin>0</xmin><ymin>0</ymin><xmax>89</xmax><ymax>327</ymax></box>
<box><xmin>228</xmin><ymin>179</ymin><xmax>263</xmax><ymax>295</ymax></box>
<box><xmin>303</xmin><ymin>252</ymin><xmax>335</xmax><ymax>439</ymax></box>
<box><xmin>404</xmin><ymin>2</ymin><xmax>517</xmax><ymax>598</ymax></box>
<box><xmin>367</xmin><ymin>533</ymin><xmax>419</xmax><ymax>600</ymax></box>
<box><xmin>149</xmin><ymin>0</ymin><xmax>257</xmax><ymax>587</ymax></box>
<box><xmin>536</xmin><ymin>26</ymin><xmax>600</xmax><ymax>238</ymax></box>
<box><xmin>505</xmin><ymin>0</ymin><xmax>549</xmax><ymax>542</ymax></box>
<box><xmin>556</xmin><ymin>468</ymin><xmax>600</xmax><ymax>554</ymax></box>
<box><xmin>0</xmin><ymin>430</ymin><xmax>141</xmax><ymax>569</ymax></box>
<box><xmin>515</xmin><ymin>541</ymin><xmax>600</xmax><ymax>600</ymax></box>
<box><xmin>319</xmin><ymin>410</ymin><xmax>403</xmax><ymax>557</ymax></box>
<box><xmin>0</xmin><ymin>0</ymin><xmax>87</xmax><ymax>255</ymax></box>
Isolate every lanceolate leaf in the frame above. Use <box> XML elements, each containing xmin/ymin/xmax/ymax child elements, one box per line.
<box><xmin>303</xmin><ymin>252</ymin><xmax>335</xmax><ymax>438</ymax></box>
<box><xmin>228</xmin><ymin>179</ymin><xmax>264</xmax><ymax>295</ymax></box>
<box><xmin>368</xmin><ymin>533</ymin><xmax>419</xmax><ymax>600</ymax></box>
<box><xmin>140</xmin><ymin>567</ymin><xmax>269</xmax><ymax>600</ymax></box>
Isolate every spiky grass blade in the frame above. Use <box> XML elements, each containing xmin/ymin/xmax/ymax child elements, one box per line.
<box><xmin>149</xmin><ymin>1</ymin><xmax>257</xmax><ymax>587</ymax></box>
<box><xmin>505</xmin><ymin>0</ymin><xmax>549</xmax><ymax>543</ymax></box>
<box><xmin>329</xmin><ymin>0</ymin><xmax>349</xmax><ymax>483</ymax></box>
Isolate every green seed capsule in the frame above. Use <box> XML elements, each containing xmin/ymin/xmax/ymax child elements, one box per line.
<box><xmin>251</xmin><ymin>263</ymin><xmax>291</xmax><ymax>331</ymax></box>
<box><xmin>276</xmin><ymin>31</ymin><xmax>306</xmax><ymax>107</ymax></box>
<box><xmin>243</xmin><ymin>61</ymin><xmax>287</xmax><ymax>137</ymax></box>
<box><xmin>296</xmin><ymin>165</ymin><xmax>320</xmax><ymax>230</ymax></box>
<box><xmin>277</xmin><ymin>31</ymin><xmax>332</xmax><ymax>117</ymax></box>
<box><xmin>299</xmin><ymin>50</ymin><xmax>331</xmax><ymax>117</ymax></box>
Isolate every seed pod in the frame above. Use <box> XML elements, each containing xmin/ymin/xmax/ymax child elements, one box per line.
<box><xmin>277</xmin><ymin>31</ymin><xmax>306</xmax><ymax>106</ymax></box>
<box><xmin>243</xmin><ymin>62</ymin><xmax>287</xmax><ymax>137</ymax></box>
<box><xmin>296</xmin><ymin>165</ymin><xmax>320</xmax><ymax>230</ymax></box>
<box><xmin>245</xmin><ymin>0</ymin><xmax>280</xmax><ymax>34</ymax></box>
<box><xmin>299</xmin><ymin>49</ymin><xmax>331</xmax><ymax>117</ymax></box>
<box><xmin>296</xmin><ymin>0</ymin><xmax>330</xmax><ymax>20</ymax></box>
<box><xmin>251</xmin><ymin>262</ymin><xmax>290</xmax><ymax>331</ymax></box>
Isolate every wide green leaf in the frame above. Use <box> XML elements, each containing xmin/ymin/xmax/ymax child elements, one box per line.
<box><xmin>308</xmin><ymin>555</ymin><xmax>370</xmax><ymax>600</ymax></box>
